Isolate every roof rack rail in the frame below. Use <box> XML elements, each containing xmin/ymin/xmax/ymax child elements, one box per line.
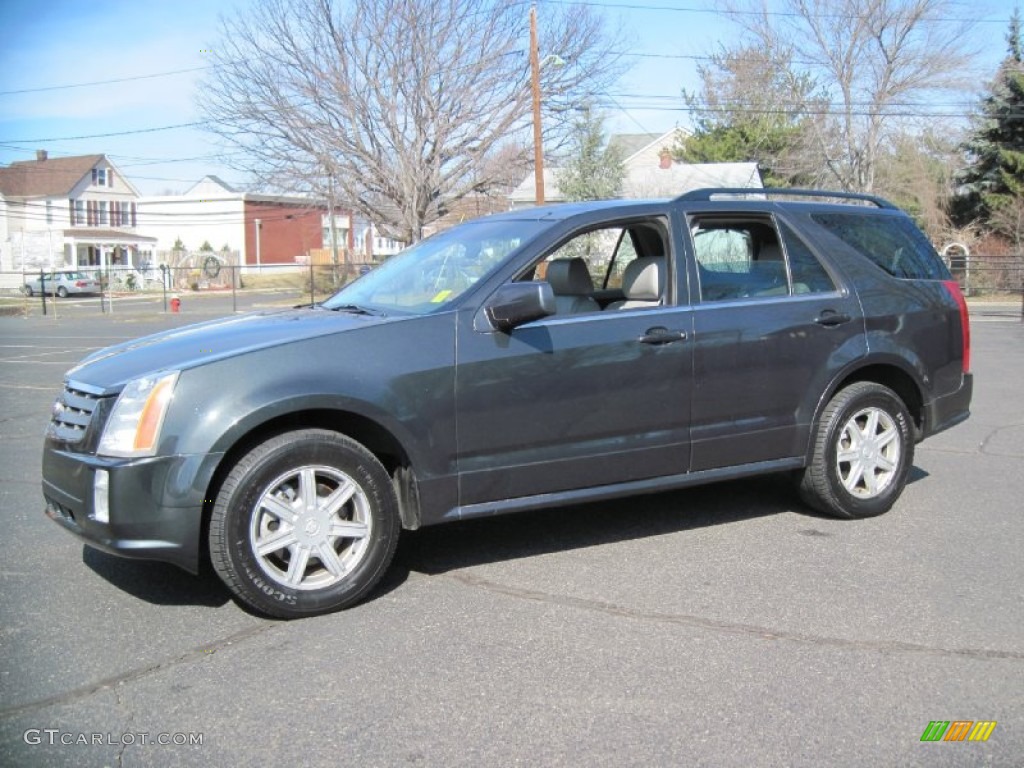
<box><xmin>674</xmin><ymin>187</ymin><xmax>897</xmax><ymax>209</ymax></box>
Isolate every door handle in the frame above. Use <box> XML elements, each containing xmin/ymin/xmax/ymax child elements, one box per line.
<box><xmin>638</xmin><ymin>327</ymin><xmax>687</xmax><ymax>344</ymax></box>
<box><xmin>815</xmin><ymin>310</ymin><xmax>852</xmax><ymax>327</ymax></box>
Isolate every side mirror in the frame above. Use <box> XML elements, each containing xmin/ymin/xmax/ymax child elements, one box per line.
<box><xmin>481</xmin><ymin>281</ymin><xmax>555</xmax><ymax>332</ymax></box>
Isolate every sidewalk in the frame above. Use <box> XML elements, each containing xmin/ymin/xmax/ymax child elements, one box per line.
<box><xmin>966</xmin><ymin>297</ymin><xmax>1023</xmax><ymax>322</ymax></box>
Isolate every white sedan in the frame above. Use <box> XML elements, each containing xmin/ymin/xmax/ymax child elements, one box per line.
<box><xmin>23</xmin><ymin>271</ymin><xmax>102</xmax><ymax>298</ymax></box>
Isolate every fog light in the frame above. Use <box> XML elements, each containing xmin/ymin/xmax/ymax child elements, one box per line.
<box><xmin>93</xmin><ymin>469</ymin><xmax>110</xmax><ymax>524</ymax></box>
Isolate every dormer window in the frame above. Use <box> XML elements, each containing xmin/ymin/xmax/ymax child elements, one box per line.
<box><xmin>91</xmin><ymin>168</ymin><xmax>112</xmax><ymax>187</ymax></box>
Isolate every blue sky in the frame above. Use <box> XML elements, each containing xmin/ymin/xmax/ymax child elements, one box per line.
<box><xmin>0</xmin><ymin>0</ymin><xmax>1016</xmax><ymax>195</ymax></box>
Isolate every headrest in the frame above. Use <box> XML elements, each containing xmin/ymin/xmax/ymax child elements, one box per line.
<box><xmin>622</xmin><ymin>257</ymin><xmax>664</xmax><ymax>301</ymax></box>
<box><xmin>546</xmin><ymin>258</ymin><xmax>594</xmax><ymax>296</ymax></box>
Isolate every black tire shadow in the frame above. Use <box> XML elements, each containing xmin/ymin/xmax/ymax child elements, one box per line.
<box><xmin>392</xmin><ymin>473</ymin><xmax>802</xmax><ymax>578</ymax></box>
<box><xmin>82</xmin><ymin>547</ymin><xmax>231</xmax><ymax>608</ymax></box>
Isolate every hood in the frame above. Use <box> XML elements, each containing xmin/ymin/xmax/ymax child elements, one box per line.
<box><xmin>67</xmin><ymin>307</ymin><xmax>385</xmax><ymax>393</ymax></box>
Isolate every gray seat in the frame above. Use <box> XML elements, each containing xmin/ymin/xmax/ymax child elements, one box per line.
<box><xmin>608</xmin><ymin>256</ymin><xmax>664</xmax><ymax>310</ymax></box>
<box><xmin>545</xmin><ymin>258</ymin><xmax>600</xmax><ymax>315</ymax></box>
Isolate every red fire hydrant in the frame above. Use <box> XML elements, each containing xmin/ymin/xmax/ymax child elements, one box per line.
<box><xmin>170</xmin><ymin>296</ymin><xmax>181</xmax><ymax>313</ymax></box>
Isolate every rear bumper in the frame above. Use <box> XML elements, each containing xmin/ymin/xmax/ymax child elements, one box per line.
<box><xmin>42</xmin><ymin>446</ymin><xmax>224</xmax><ymax>574</ymax></box>
<box><xmin>923</xmin><ymin>373</ymin><xmax>973</xmax><ymax>439</ymax></box>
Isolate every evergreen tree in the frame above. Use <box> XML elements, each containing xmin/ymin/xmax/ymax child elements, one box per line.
<box><xmin>957</xmin><ymin>10</ymin><xmax>1024</xmax><ymax>233</ymax></box>
<box><xmin>556</xmin><ymin>107</ymin><xmax>625</xmax><ymax>202</ymax></box>
<box><xmin>672</xmin><ymin>44</ymin><xmax>822</xmax><ymax>188</ymax></box>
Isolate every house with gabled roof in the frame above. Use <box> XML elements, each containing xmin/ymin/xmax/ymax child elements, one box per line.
<box><xmin>509</xmin><ymin>129</ymin><xmax>763</xmax><ymax>207</ymax></box>
<box><xmin>0</xmin><ymin>151</ymin><xmax>156</xmax><ymax>278</ymax></box>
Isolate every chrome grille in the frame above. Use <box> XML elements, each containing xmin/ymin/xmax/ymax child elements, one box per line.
<box><xmin>48</xmin><ymin>383</ymin><xmax>103</xmax><ymax>444</ymax></box>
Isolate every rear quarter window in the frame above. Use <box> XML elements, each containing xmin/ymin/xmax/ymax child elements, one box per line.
<box><xmin>811</xmin><ymin>212</ymin><xmax>950</xmax><ymax>280</ymax></box>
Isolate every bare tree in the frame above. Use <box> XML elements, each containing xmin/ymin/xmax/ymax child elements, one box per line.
<box><xmin>717</xmin><ymin>0</ymin><xmax>978</xmax><ymax>193</ymax></box>
<box><xmin>200</xmin><ymin>0</ymin><xmax>622</xmax><ymax>243</ymax></box>
<box><xmin>874</xmin><ymin>129</ymin><xmax>963</xmax><ymax>238</ymax></box>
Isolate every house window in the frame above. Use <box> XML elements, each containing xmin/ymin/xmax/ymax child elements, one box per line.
<box><xmin>92</xmin><ymin>168</ymin><xmax>110</xmax><ymax>187</ymax></box>
<box><xmin>122</xmin><ymin>201</ymin><xmax>132</xmax><ymax>227</ymax></box>
<box><xmin>98</xmin><ymin>201</ymin><xmax>109</xmax><ymax>226</ymax></box>
<box><xmin>46</xmin><ymin>201</ymin><xmax>53</xmax><ymax>224</ymax></box>
<box><xmin>74</xmin><ymin>200</ymin><xmax>86</xmax><ymax>226</ymax></box>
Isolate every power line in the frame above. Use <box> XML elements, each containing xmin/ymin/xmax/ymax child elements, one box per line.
<box><xmin>545</xmin><ymin>0</ymin><xmax>1012</xmax><ymax>24</ymax></box>
<box><xmin>2</xmin><ymin>122</ymin><xmax>208</xmax><ymax>144</ymax></box>
<box><xmin>0</xmin><ymin>67</ymin><xmax>213</xmax><ymax>97</ymax></box>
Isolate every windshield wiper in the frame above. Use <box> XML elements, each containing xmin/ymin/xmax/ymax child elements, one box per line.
<box><xmin>327</xmin><ymin>303</ymin><xmax>384</xmax><ymax>316</ymax></box>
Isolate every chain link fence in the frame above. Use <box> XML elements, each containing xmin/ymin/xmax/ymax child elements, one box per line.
<box><xmin>0</xmin><ymin>261</ymin><xmax>376</xmax><ymax>318</ymax></box>
<box><xmin>2</xmin><ymin>253</ymin><xmax>1021</xmax><ymax>320</ymax></box>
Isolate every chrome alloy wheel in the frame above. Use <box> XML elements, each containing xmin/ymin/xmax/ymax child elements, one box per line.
<box><xmin>835</xmin><ymin>406</ymin><xmax>901</xmax><ymax>499</ymax></box>
<box><xmin>249</xmin><ymin>465</ymin><xmax>372</xmax><ymax>590</ymax></box>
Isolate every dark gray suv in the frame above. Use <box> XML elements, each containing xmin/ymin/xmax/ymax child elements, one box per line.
<box><xmin>42</xmin><ymin>189</ymin><xmax>972</xmax><ymax>617</ymax></box>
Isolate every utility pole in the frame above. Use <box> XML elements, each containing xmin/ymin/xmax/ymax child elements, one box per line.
<box><xmin>530</xmin><ymin>5</ymin><xmax>545</xmax><ymax>206</ymax></box>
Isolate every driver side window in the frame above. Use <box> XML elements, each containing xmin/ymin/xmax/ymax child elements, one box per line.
<box><xmin>529</xmin><ymin>221</ymin><xmax>669</xmax><ymax>315</ymax></box>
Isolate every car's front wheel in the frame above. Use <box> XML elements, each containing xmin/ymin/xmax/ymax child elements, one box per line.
<box><xmin>56</xmin><ymin>286</ymin><xmax>69</xmax><ymax>298</ymax></box>
<box><xmin>209</xmin><ymin>429</ymin><xmax>400</xmax><ymax>618</ymax></box>
<box><xmin>799</xmin><ymin>382</ymin><xmax>914</xmax><ymax>519</ymax></box>
<box><xmin>22</xmin><ymin>285</ymin><xmax>33</xmax><ymax>297</ymax></box>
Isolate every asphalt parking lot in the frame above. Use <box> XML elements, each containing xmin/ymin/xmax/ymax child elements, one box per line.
<box><xmin>0</xmin><ymin>307</ymin><xmax>1021</xmax><ymax>767</ymax></box>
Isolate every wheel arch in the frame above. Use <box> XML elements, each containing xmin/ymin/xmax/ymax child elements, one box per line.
<box><xmin>807</xmin><ymin>362</ymin><xmax>925</xmax><ymax>460</ymax></box>
<box><xmin>201</xmin><ymin>408</ymin><xmax>422</xmax><ymax>558</ymax></box>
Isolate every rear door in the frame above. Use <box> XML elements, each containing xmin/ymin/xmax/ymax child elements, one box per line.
<box><xmin>683</xmin><ymin>211</ymin><xmax>866</xmax><ymax>471</ymax></box>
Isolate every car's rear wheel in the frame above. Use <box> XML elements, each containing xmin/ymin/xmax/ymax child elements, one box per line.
<box><xmin>22</xmin><ymin>285</ymin><xmax>33</xmax><ymax>297</ymax></box>
<box><xmin>56</xmin><ymin>286</ymin><xmax>69</xmax><ymax>298</ymax></box>
<box><xmin>209</xmin><ymin>429</ymin><xmax>400</xmax><ymax>618</ymax></box>
<box><xmin>799</xmin><ymin>382</ymin><xmax>914</xmax><ymax>519</ymax></box>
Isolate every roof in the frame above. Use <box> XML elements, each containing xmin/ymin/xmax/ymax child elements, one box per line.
<box><xmin>0</xmin><ymin>155</ymin><xmax>104</xmax><ymax>198</ymax></box>
<box><xmin>624</xmin><ymin>162</ymin><xmax>762</xmax><ymax>199</ymax></box>
<box><xmin>64</xmin><ymin>228</ymin><xmax>157</xmax><ymax>242</ymax></box>
<box><xmin>607</xmin><ymin>133</ymin><xmax>662</xmax><ymax>160</ymax></box>
<box><xmin>509</xmin><ymin>161</ymin><xmax>762</xmax><ymax>205</ymax></box>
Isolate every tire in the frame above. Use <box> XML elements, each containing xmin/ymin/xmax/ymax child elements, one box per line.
<box><xmin>22</xmin><ymin>285</ymin><xmax>33</xmax><ymax>297</ymax></box>
<box><xmin>209</xmin><ymin>429</ymin><xmax>400</xmax><ymax>618</ymax></box>
<box><xmin>798</xmin><ymin>382</ymin><xmax>914</xmax><ymax>519</ymax></box>
<box><xmin>56</xmin><ymin>286</ymin><xmax>68</xmax><ymax>298</ymax></box>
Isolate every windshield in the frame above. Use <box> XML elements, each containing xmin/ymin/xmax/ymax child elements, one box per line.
<box><xmin>322</xmin><ymin>218</ymin><xmax>546</xmax><ymax>315</ymax></box>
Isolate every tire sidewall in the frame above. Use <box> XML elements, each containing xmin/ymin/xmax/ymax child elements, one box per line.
<box><xmin>821</xmin><ymin>385</ymin><xmax>914</xmax><ymax>518</ymax></box>
<box><xmin>216</xmin><ymin>433</ymin><xmax>398</xmax><ymax>617</ymax></box>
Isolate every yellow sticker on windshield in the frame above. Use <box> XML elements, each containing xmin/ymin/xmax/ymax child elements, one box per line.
<box><xmin>431</xmin><ymin>290</ymin><xmax>453</xmax><ymax>303</ymax></box>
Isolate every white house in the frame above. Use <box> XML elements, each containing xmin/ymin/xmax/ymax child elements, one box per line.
<box><xmin>509</xmin><ymin>129</ymin><xmax>763</xmax><ymax>207</ymax></box>
<box><xmin>138</xmin><ymin>176</ymin><xmax>366</xmax><ymax>269</ymax></box>
<box><xmin>0</xmin><ymin>152</ymin><xmax>156</xmax><ymax>279</ymax></box>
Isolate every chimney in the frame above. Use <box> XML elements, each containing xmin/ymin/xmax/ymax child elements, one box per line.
<box><xmin>658</xmin><ymin>149</ymin><xmax>672</xmax><ymax>170</ymax></box>
<box><xmin>36</xmin><ymin>150</ymin><xmax>48</xmax><ymax>162</ymax></box>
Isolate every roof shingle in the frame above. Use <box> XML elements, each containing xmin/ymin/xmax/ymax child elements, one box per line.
<box><xmin>0</xmin><ymin>154</ymin><xmax>104</xmax><ymax>198</ymax></box>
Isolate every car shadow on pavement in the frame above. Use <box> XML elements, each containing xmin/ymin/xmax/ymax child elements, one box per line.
<box><xmin>82</xmin><ymin>547</ymin><xmax>232</xmax><ymax>608</ymax></box>
<box><xmin>393</xmin><ymin>473</ymin><xmax>804</xmax><ymax>578</ymax></box>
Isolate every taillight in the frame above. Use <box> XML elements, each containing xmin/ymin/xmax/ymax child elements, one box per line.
<box><xmin>942</xmin><ymin>280</ymin><xmax>970</xmax><ymax>373</ymax></box>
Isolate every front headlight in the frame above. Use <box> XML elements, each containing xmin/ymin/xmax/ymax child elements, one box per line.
<box><xmin>98</xmin><ymin>371</ymin><xmax>180</xmax><ymax>457</ymax></box>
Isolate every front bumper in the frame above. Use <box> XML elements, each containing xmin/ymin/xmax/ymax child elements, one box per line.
<box><xmin>42</xmin><ymin>446</ymin><xmax>225</xmax><ymax>574</ymax></box>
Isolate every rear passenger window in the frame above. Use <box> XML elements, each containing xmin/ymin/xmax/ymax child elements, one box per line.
<box><xmin>691</xmin><ymin>218</ymin><xmax>788</xmax><ymax>301</ymax></box>
<box><xmin>812</xmin><ymin>212</ymin><xmax>950</xmax><ymax>280</ymax></box>
<box><xmin>779</xmin><ymin>222</ymin><xmax>836</xmax><ymax>293</ymax></box>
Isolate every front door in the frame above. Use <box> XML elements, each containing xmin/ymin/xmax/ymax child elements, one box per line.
<box><xmin>454</xmin><ymin>217</ymin><xmax>693</xmax><ymax>506</ymax></box>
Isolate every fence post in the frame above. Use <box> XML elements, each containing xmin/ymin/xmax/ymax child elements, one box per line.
<box><xmin>39</xmin><ymin>270</ymin><xmax>47</xmax><ymax>316</ymax></box>
<box><xmin>232</xmin><ymin>265</ymin><xmax>237</xmax><ymax>313</ymax></box>
<box><xmin>310</xmin><ymin>262</ymin><xmax>315</xmax><ymax>306</ymax></box>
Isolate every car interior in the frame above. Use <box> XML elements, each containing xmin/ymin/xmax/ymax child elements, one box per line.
<box><xmin>522</xmin><ymin>221</ymin><xmax>670</xmax><ymax>314</ymax></box>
